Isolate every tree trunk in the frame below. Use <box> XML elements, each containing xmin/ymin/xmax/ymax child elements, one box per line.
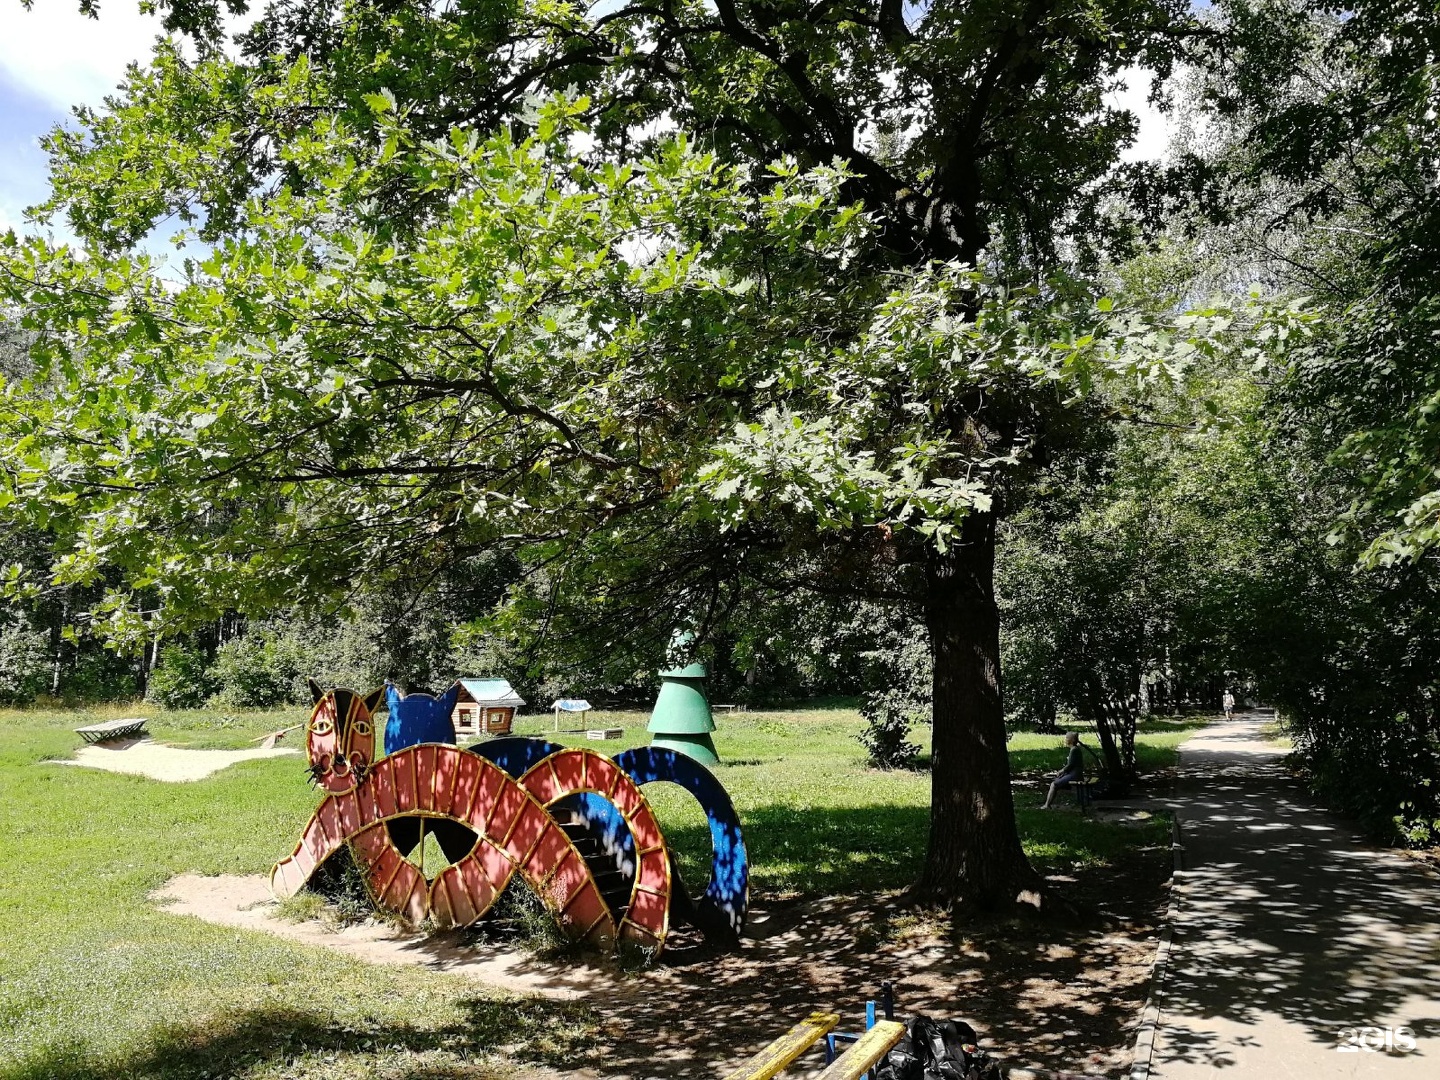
<box><xmin>914</xmin><ymin>512</ymin><xmax>1044</xmax><ymax>911</ymax></box>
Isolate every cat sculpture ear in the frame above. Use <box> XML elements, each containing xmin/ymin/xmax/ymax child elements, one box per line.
<box><xmin>363</xmin><ymin>686</ymin><xmax>385</xmax><ymax>715</ymax></box>
<box><xmin>386</xmin><ymin>682</ymin><xmax>404</xmax><ymax>712</ymax></box>
<box><xmin>308</xmin><ymin>678</ymin><xmax>325</xmax><ymax>705</ymax></box>
<box><xmin>438</xmin><ymin>681</ymin><xmax>461</xmax><ymax>713</ymax></box>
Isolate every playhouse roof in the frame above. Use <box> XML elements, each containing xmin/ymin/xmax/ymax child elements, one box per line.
<box><xmin>456</xmin><ymin>678</ymin><xmax>526</xmax><ymax>708</ymax></box>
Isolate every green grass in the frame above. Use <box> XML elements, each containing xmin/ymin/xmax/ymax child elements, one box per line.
<box><xmin>0</xmin><ymin>701</ymin><xmax>1195</xmax><ymax>1079</ymax></box>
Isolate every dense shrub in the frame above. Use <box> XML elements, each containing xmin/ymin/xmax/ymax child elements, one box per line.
<box><xmin>858</xmin><ymin>688</ymin><xmax>923</xmax><ymax>769</ymax></box>
<box><xmin>857</xmin><ymin>626</ymin><xmax>929</xmax><ymax>769</ymax></box>
<box><xmin>209</xmin><ymin>633</ymin><xmax>309</xmax><ymax>707</ymax></box>
<box><xmin>146</xmin><ymin>644</ymin><xmax>218</xmax><ymax>709</ymax></box>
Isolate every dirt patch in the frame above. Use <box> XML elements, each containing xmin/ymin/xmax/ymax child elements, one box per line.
<box><xmin>48</xmin><ymin>738</ymin><xmax>299</xmax><ymax>782</ymax></box>
<box><xmin>153</xmin><ymin>874</ymin><xmax>621</xmax><ymax>1000</ymax></box>
<box><xmin>155</xmin><ymin>849</ymin><xmax>1169</xmax><ymax>1078</ymax></box>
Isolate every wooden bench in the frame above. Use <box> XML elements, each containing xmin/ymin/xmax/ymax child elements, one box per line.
<box><xmin>815</xmin><ymin>1020</ymin><xmax>905</xmax><ymax>1080</ymax></box>
<box><xmin>721</xmin><ymin>1012</ymin><xmax>839</xmax><ymax>1080</ymax></box>
<box><xmin>75</xmin><ymin>717</ymin><xmax>149</xmax><ymax>744</ymax></box>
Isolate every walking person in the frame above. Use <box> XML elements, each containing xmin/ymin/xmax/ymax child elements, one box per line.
<box><xmin>1042</xmin><ymin>731</ymin><xmax>1086</xmax><ymax>809</ymax></box>
<box><xmin>1222</xmin><ymin>689</ymin><xmax>1236</xmax><ymax>720</ymax></box>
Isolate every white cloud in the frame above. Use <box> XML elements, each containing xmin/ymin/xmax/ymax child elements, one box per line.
<box><xmin>0</xmin><ymin>4</ymin><xmax>171</xmax><ymax>112</ymax></box>
<box><xmin>1106</xmin><ymin>68</ymin><xmax>1172</xmax><ymax>165</ymax></box>
<box><xmin>0</xmin><ymin>5</ymin><xmax>260</xmax><ymax>112</ymax></box>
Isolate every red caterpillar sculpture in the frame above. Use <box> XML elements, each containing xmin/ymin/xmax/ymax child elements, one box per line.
<box><xmin>271</xmin><ymin>683</ymin><xmax>673</xmax><ymax>952</ymax></box>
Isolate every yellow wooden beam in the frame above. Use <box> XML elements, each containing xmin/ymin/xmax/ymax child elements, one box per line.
<box><xmin>720</xmin><ymin>1011</ymin><xmax>839</xmax><ymax>1080</ymax></box>
<box><xmin>812</xmin><ymin>1020</ymin><xmax>906</xmax><ymax>1080</ymax></box>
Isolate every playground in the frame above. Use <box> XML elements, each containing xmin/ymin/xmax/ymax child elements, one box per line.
<box><xmin>0</xmin><ymin>702</ymin><xmax>1189</xmax><ymax>1079</ymax></box>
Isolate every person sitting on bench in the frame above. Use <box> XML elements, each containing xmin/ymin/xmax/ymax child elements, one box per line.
<box><xmin>1042</xmin><ymin>731</ymin><xmax>1085</xmax><ymax>809</ymax></box>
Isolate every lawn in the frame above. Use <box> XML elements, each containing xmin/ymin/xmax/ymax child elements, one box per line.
<box><xmin>0</xmin><ymin>702</ymin><xmax>1193</xmax><ymax>1079</ymax></box>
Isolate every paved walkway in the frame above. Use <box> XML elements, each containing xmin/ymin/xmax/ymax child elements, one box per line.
<box><xmin>1146</xmin><ymin>717</ymin><xmax>1440</xmax><ymax>1078</ymax></box>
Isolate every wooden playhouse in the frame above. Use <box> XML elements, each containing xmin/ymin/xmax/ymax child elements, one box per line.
<box><xmin>451</xmin><ymin>678</ymin><xmax>526</xmax><ymax>737</ymax></box>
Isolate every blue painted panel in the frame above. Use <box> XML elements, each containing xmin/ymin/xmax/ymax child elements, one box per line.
<box><xmin>383</xmin><ymin>683</ymin><xmax>459</xmax><ymax>755</ymax></box>
<box><xmin>615</xmin><ymin>745</ymin><xmax>749</xmax><ymax>939</ymax></box>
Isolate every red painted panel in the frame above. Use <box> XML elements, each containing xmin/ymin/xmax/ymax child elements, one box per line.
<box><xmin>559</xmin><ymin>878</ymin><xmax>607</xmax><ymax>934</ymax></box>
<box><xmin>354</xmin><ymin>777</ymin><xmax>381</xmax><ymax>826</ymax></box>
<box><xmin>474</xmin><ymin>838</ymin><xmax>514</xmax><ymax>891</ymax></box>
<box><xmin>414</xmin><ymin>745</ymin><xmax>438</xmax><ymax>811</ymax></box>
<box><xmin>521</xmin><ymin>758</ymin><xmax>559</xmax><ymax>805</ymax></box>
<box><xmin>487</xmin><ymin>780</ymin><xmax>525</xmax><ymax>843</ymax></box>
<box><xmin>523</xmin><ymin>823</ymin><xmax>570</xmax><ymax>887</ymax></box>
<box><xmin>433</xmin><ymin>747</ymin><xmax>460</xmax><ymax>814</ymax></box>
<box><xmin>458</xmin><ymin>854</ymin><xmax>498</xmax><ymax>919</ymax></box>
<box><xmin>453</xmin><ymin>752</ymin><xmax>481</xmax><ymax>821</ymax></box>
<box><xmin>636</xmin><ymin>846</ymin><xmax>669</xmax><ymax>895</ymax></box>
<box><xmin>621</xmin><ymin>921</ymin><xmax>660</xmax><ymax>947</ymax></box>
<box><xmin>471</xmin><ymin>762</ymin><xmax>506</xmax><ymax>830</ymax></box>
<box><xmin>584</xmin><ymin>754</ymin><xmax>619</xmax><ymax>797</ymax></box>
<box><xmin>626</xmin><ymin>887</ymin><xmax>667</xmax><ymax>936</ymax></box>
<box><xmin>335</xmin><ymin>790</ymin><xmax>360</xmax><ymax>839</ymax></box>
<box><xmin>429</xmin><ymin>872</ymin><xmax>455</xmax><ymax>927</ymax></box>
<box><xmin>609</xmin><ymin>775</ymin><xmax>642</xmax><ymax>816</ymax></box>
<box><xmin>272</xmin><ymin>857</ymin><xmax>304</xmax><ymax>897</ymax></box>
<box><xmin>545</xmin><ymin>848</ymin><xmax>589</xmax><ymax>909</ymax></box>
<box><xmin>301</xmin><ymin>819</ymin><xmax>331</xmax><ymax>866</ymax></box>
<box><xmin>372</xmin><ymin>758</ymin><xmax>399</xmax><ymax>820</ymax></box>
<box><xmin>393</xmin><ymin>749</ymin><xmax>418</xmax><ymax>813</ymax></box>
<box><xmin>552</xmin><ymin>749</ymin><xmax>585</xmax><ymax>794</ymax></box>
<box><xmin>402</xmin><ymin>878</ymin><xmax>429</xmax><ymax>925</ymax></box>
<box><xmin>361</xmin><ymin>843</ymin><xmax>403</xmax><ymax>901</ymax></box>
<box><xmin>504</xmin><ymin>800</ymin><xmax>550</xmax><ymax>863</ymax></box>
<box><xmin>627</xmin><ymin>803</ymin><xmax>664</xmax><ymax>852</ymax></box>
<box><xmin>314</xmin><ymin>799</ymin><xmax>342</xmax><ymax>850</ymax></box>
<box><xmin>349</xmin><ymin>821</ymin><xmax>390</xmax><ymax>861</ymax></box>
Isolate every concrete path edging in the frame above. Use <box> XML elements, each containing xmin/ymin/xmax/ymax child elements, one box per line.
<box><xmin>1129</xmin><ymin>814</ymin><xmax>1184</xmax><ymax>1080</ymax></box>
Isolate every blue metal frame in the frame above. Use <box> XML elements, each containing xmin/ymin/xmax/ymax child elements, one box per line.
<box><xmin>822</xmin><ymin>983</ymin><xmax>895</xmax><ymax>1079</ymax></box>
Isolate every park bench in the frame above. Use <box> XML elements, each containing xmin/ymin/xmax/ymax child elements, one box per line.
<box><xmin>721</xmin><ymin>1004</ymin><xmax>905</xmax><ymax>1080</ymax></box>
<box><xmin>75</xmin><ymin>717</ymin><xmax>149</xmax><ymax>744</ymax></box>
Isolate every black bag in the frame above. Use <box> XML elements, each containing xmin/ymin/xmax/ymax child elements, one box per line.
<box><xmin>875</xmin><ymin>1016</ymin><xmax>1001</xmax><ymax>1080</ymax></box>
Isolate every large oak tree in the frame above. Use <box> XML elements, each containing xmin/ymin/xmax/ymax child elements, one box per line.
<box><xmin>1</xmin><ymin>0</ymin><xmax>1253</xmax><ymax>910</ymax></box>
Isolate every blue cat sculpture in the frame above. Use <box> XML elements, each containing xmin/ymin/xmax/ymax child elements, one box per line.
<box><xmin>383</xmin><ymin>682</ymin><xmax>459</xmax><ymax>755</ymax></box>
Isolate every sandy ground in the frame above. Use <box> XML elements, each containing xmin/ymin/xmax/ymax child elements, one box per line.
<box><xmin>155</xmin><ymin>854</ymin><xmax>1169</xmax><ymax>1079</ymax></box>
<box><xmin>49</xmin><ymin>737</ymin><xmax>299</xmax><ymax>782</ymax></box>
<box><xmin>154</xmin><ymin>874</ymin><xmax>611</xmax><ymax>999</ymax></box>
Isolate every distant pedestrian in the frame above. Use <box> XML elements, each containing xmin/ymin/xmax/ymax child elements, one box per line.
<box><xmin>1223</xmin><ymin>689</ymin><xmax>1236</xmax><ymax>720</ymax></box>
<box><xmin>1042</xmin><ymin>732</ymin><xmax>1085</xmax><ymax>809</ymax></box>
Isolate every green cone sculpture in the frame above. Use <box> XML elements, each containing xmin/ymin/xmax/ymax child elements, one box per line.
<box><xmin>647</xmin><ymin>633</ymin><xmax>719</xmax><ymax>765</ymax></box>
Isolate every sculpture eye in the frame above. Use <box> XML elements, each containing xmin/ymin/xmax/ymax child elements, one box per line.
<box><xmin>310</xmin><ymin>715</ymin><xmax>334</xmax><ymax>736</ymax></box>
<box><xmin>352</xmin><ymin>720</ymin><xmax>371</xmax><ymax>737</ymax></box>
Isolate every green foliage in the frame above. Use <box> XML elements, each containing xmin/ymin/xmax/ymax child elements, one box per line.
<box><xmin>0</xmin><ymin>0</ymin><xmax>1312</xmax><ymax>904</ymax></box>
<box><xmin>857</xmin><ymin>623</ymin><xmax>929</xmax><ymax>769</ymax></box>
<box><xmin>0</xmin><ymin>618</ymin><xmax>49</xmax><ymax>705</ymax></box>
<box><xmin>145</xmin><ymin>643</ymin><xmax>218</xmax><ymax>709</ymax></box>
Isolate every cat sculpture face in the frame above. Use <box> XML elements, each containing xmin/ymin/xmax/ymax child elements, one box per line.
<box><xmin>305</xmin><ymin>680</ymin><xmax>384</xmax><ymax>792</ymax></box>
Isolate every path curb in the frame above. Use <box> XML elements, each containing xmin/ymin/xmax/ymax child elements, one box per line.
<box><xmin>1128</xmin><ymin>772</ymin><xmax>1187</xmax><ymax>1080</ymax></box>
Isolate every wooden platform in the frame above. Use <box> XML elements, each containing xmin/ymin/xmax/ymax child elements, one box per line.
<box><xmin>586</xmin><ymin>727</ymin><xmax>624</xmax><ymax>740</ymax></box>
<box><xmin>75</xmin><ymin>717</ymin><xmax>149</xmax><ymax>744</ymax></box>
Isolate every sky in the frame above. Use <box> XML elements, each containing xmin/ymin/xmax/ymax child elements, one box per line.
<box><xmin>0</xmin><ymin>2</ymin><xmax>179</xmax><ymax>237</ymax></box>
<box><xmin>0</xmin><ymin>4</ymin><xmax>1171</xmax><ymax>242</ymax></box>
